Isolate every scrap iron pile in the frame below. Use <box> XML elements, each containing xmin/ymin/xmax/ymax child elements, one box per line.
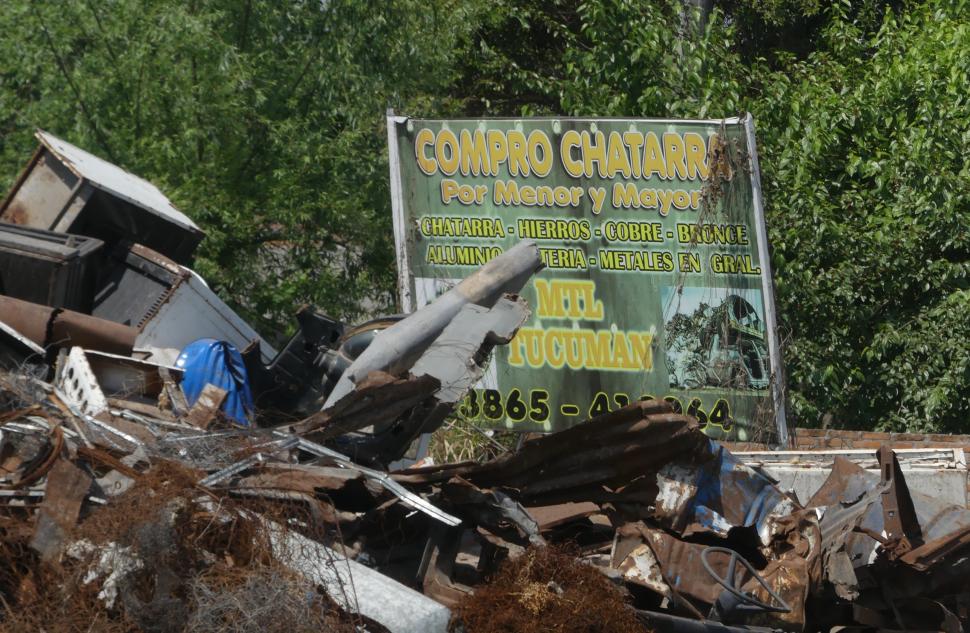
<box><xmin>0</xmin><ymin>132</ymin><xmax>967</xmax><ymax>633</ymax></box>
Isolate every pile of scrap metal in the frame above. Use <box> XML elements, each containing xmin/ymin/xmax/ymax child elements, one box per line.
<box><xmin>4</xmin><ymin>385</ymin><xmax>968</xmax><ymax>633</ymax></box>
<box><xmin>0</xmin><ymin>130</ymin><xmax>538</xmax><ymax>632</ymax></box>
<box><xmin>394</xmin><ymin>401</ymin><xmax>970</xmax><ymax>633</ymax></box>
<box><xmin>0</xmin><ymin>130</ymin><xmax>540</xmax><ymax>455</ymax></box>
<box><xmin>0</xmin><ymin>131</ymin><xmax>967</xmax><ymax>633</ymax></box>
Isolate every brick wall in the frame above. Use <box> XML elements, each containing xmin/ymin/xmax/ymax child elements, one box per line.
<box><xmin>723</xmin><ymin>427</ymin><xmax>970</xmax><ymax>453</ymax></box>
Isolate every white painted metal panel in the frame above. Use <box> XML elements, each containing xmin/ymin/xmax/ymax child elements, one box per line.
<box><xmin>135</xmin><ymin>267</ymin><xmax>277</xmax><ymax>366</ymax></box>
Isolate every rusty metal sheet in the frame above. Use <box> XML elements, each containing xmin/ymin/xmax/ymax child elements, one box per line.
<box><xmin>653</xmin><ymin>441</ymin><xmax>799</xmax><ymax>546</ymax></box>
<box><xmin>290</xmin><ymin>371</ymin><xmax>440</xmax><ymax>440</ymax></box>
<box><xmin>432</xmin><ymin>398</ymin><xmax>800</xmax><ymax>545</ymax></box>
<box><xmin>84</xmin><ymin>350</ymin><xmax>174</xmax><ymax>399</ymax></box>
<box><xmin>807</xmin><ymin>452</ymin><xmax>970</xmax><ymax>627</ymax></box>
<box><xmin>899</xmin><ymin>525</ymin><xmax>970</xmax><ymax>571</ymax></box>
<box><xmin>636</xmin><ymin>523</ymin><xmax>742</xmax><ymax>605</ymax></box>
<box><xmin>30</xmin><ymin>457</ymin><xmax>92</xmax><ymax>561</ymax></box>
<box><xmin>612</xmin><ymin>522</ymin><xmax>810</xmax><ymax>630</ymax></box>
<box><xmin>0</xmin><ymin>146</ymin><xmax>85</xmax><ymax>228</ymax></box>
<box><xmin>812</xmin><ymin>456</ymin><xmax>970</xmax><ymax>571</ymax></box>
<box><xmin>419</xmin><ymin>527</ymin><xmax>475</xmax><ymax>608</ymax></box>
<box><xmin>526</xmin><ymin>502</ymin><xmax>600</xmax><ymax>530</ymax></box>
<box><xmin>439</xmin><ymin>476</ymin><xmax>543</xmax><ymax>546</ymax></box>
<box><xmin>468</xmin><ymin>401</ymin><xmax>702</xmax><ymax>491</ymax></box>
<box><xmin>611</xmin><ymin>523</ymin><xmax>672</xmax><ymax>598</ymax></box>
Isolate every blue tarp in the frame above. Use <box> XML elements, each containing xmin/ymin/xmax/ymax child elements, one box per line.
<box><xmin>175</xmin><ymin>338</ymin><xmax>254</xmax><ymax>426</ymax></box>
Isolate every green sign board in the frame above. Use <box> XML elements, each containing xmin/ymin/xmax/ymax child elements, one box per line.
<box><xmin>387</xmin><ymin>113</ymin><xmax>787</xmax><ymax>443</ymax></box>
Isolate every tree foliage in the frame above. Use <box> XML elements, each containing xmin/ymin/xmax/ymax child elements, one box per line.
<box><xmin>0</xmin><ymin>0</ymin><xmax>967</xmax><ymax>432</ymax></box>
<box><xmin>0</xmin><ymin>0</ymin><xmax>476</xmax><ymax>332</ymax></box>
<box><xmin>749</xmin><ymin>1</ymin><xmax>970</xmax><ymax>431</ymax></box>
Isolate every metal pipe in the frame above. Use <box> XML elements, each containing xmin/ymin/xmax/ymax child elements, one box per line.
<box><xmin>323</xmin><ymin>240</ymin><xmax>542</xmax><ymax>407</ymax></box>
<box><xmin>0</xmin><ymin>295</ymin><xmax>137</xmax><ymax>355</ymax></box>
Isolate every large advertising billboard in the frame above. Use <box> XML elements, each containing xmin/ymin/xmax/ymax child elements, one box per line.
<box><xmin>387</xmin><ymin>113</ymin><xmax>787</xmax><ymax>443</ymax></box>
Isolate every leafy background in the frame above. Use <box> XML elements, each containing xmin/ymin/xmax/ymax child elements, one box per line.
<box><xmin>0</xmin><ymin>0</ymin><xmax>967</xmax><ymax>432</ymax></box>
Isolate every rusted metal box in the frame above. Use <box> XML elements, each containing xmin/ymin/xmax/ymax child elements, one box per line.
<box><xmin>0</xmin><ymin>130</ymin><xmax>203</xmax><ymax>264</ymax></box>
<box><xmin>0</xmin><ymin>222</ymin><xmax>103</xmax><ymax>312</ymax></box>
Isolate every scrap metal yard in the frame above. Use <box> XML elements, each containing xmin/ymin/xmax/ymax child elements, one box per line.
<box><xmin>0</xmin><ymin>131</ymin><xmax>966</xmax><ymax>633</ymax></box>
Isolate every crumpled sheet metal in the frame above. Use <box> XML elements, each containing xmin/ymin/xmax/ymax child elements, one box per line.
<box><xmin>353</xmin><ymin>398</ymin><xmax>675</xmax><ymax>488</ymax></box>
<box><xmin>398</xmin><ymin>399</ymin><xmax>799</xmax><ymax>542</ymax></box>
<box><xmin>439</xmin><ymin>476</ymin><xmax>544</xmax><ymax>546</ymax></box>
<box><xmin>612</xmin><ymin>521</ymin><xmax>815</xmax><ymax>632</ymax></box>
<box><xmin>453</xmin><ymin>400</ymin><xmax>704</xmax><ymax>503</ymax></box>
<box><xmin>810</xmin><ymin>454</ymin><xmax>970</xmax><ymax>622</ymax></box>
<box><xmin>342</xmin><ymin>295</ymin><xmax>532</xmax><ymax>466</ymax></box>
<box><xmin>289</xmin><ymin>371</ymin><xmax>440</xmax><ymax>440</ymax></box>
<box><xmin>654</xmin><ymin>439</ymin><xmax>799</xmax><ymax>546</ymax></box>
<box><xmin>811</xmin><ymin>457</ymin><xmax>970</xmax><ymax>569</ymax></box>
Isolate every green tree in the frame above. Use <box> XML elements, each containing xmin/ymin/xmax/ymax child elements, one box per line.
<box><xmin>749</xmin><ymin>1</ymin><xmax>970</xmax><ymax>432</ymax></box>
<box><xmin>0</xmin><ymin>0</ymin><xmax>477</xmax><ymax>334</ymax></box>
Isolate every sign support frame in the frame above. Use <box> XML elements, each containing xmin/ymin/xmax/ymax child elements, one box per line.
<box><xmin>744</xmin><ymin>113</ymin><xmax>789</xmax><ymax>447</ymax></box>
<box><xmin>386</xmin><ymin>108</ymin><xmax>414</xmax><ymax>314</ymax></box>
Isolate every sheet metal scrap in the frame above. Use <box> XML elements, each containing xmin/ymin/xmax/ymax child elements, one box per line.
<box><xmin>397</xmin><ymin>398</ymin><xmax>797</xmax><ymax>542</ymax></box>
<box><xmin>288</xmin><ymin>371</ymin><xmax>441</xmax><ymax>442</ymax></box>
<box><xmin>438</xmin><ymin>476</ymin><xmax>543</xmax><ymax>546</ymax></box>
<box><xmin>291</xmin><ymin>295</ymin><xmax>532</xmax><ymax>468</ymax></box>
<box><xmin>396</xmin><ymin>399</ymin><xmax>701</xmax><ymax>493</ymax></box>
<box><xmin>611</xmin><ymin>521</ymin><xmax>811</xmax><ymax>630</ymax></box>
<box><xmin>652</xmin><ymin>441</ymin><xmax>799</xmax><ymax>546</ymax></box>
<box><xmin>195</xmin><ymin>430</ymin><xmax>461</xmax><ymax>528</ymax></box>
<box><xmin>808</xmin><ymin>452</ymin><xmax>970</xmax><ymax>632</ymax></box>
<box><xmin>30</xmin><ymin>457</ymin><xmax>93</xmax><ymax>561</ymax></box>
